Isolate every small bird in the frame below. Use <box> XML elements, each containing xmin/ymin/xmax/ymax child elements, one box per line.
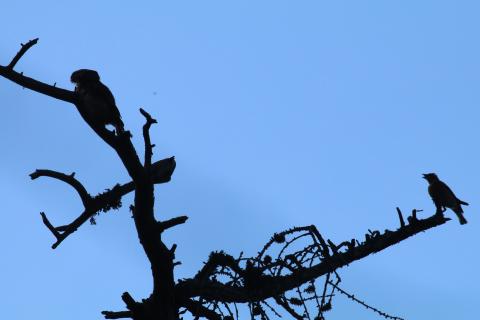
<box><xmin>71</xmin><ymin>69</ymin><xmax>124</xmax><ymax>135</ymax></box>
<box><xmin>422</xmin><ymin>173</ymin><xmax>469</xmax><ymax>225</ymax></box>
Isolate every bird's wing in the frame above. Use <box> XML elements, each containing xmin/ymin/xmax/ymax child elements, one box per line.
<box><xmin>438</xmin><ymin>181</ymin><xmax>457</xmax><ymax>199</ymax></box>
<box><xmin>96</xmin><ymin>82</ymin><xmax>122</xmax><ymax>120</ymax></box>
<box><xmin>438</xmin><ymin>181</ymin><xmax>468</xmax><ymax>206</ymax></box>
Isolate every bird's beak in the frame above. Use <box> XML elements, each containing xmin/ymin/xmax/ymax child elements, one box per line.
<box><xmin>422</xmin><ymin>174</ymin><xmax>427</xmax><ymax>179</ymax></box>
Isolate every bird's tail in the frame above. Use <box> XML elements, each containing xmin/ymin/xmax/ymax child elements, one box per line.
<box><xmin>453</xmin><ymin>204</ymin><xmax>464</xmax><ymax>214</ymax></box>
<box><xmin>452</xmin><ymin>204</ymin><xmax>468</xmax><ymax>224</ymax></box>
<box><xmin>454</xmin><ymin>211</ymin><xmax>468</xmax><ymax>225</ymax></box>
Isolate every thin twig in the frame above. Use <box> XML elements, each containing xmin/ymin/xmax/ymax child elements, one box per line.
<box><xmin>40</xmin><ymin>212</ymin><xmax>60</xmax><ymax>239</ymax></box>
<box><xmin>274</xmin><ymin>296</ymin><xmax>303</xmax><ymax>320</ymax></box>
<box><xmin>181</xmin><ymin>298</ymin><xmax>222</xmax><ymax>320</ymax></box>
<box><xmin>8</xmin><ymin>38</ymin><xmax>39</xmax><ymax>69</ymax></box>
<box><xmin>101</xmin><ymin>310</ymin><xmax>133</xmax><ymax>319</ymax></box>
<box><xmin>157</xmin><ymin>216</ymin><xmax>189</xmax><ymax>233</ymax></box>
<box><xmin>140</xmin><ymin>108</ymin><xmax>157</xmax><ymax>168</ymax></box>
<box><xmin>396</xmin><ymin>207</ymin><xmax>405</xmax><ymax>228</ymax></box>
<box><xmin>328</xmin><ymin>281</ymin><xmax>405</xmax><ymax>320</ymax></box>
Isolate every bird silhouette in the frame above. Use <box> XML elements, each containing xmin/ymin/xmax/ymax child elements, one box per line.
<box><xmin>71</xmin><ymin>69</ymin><xmax>124</xmax><ymax>135</ymax></box>
<box><xmin>422</xmin><ymin>173</ymin><xmax>468</xmax><ymax>225</ymax></box>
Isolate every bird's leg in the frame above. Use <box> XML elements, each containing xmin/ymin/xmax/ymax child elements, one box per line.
<box><xmin>114</xmin><ymin>124</ymin><xmax>125</xmax><ymax>136</ymax></box>
<box><xmin>434</xmin><ymin>205</ymin><xmax>444</xmax><ymax>216</ymax></box>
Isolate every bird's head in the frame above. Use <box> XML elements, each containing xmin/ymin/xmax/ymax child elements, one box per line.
<box><xmin>70</xmin><ymin>69</ymin><xmax>100</xmax><ymax>86</ymax></box>
<box><xmin>422</xmin><ymin>173</ymin><xmax>439</xmax><ymax>183</ymax></box>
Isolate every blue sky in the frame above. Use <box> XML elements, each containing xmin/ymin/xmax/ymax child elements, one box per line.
<box><xmin>1</xmin><ymin>1</ymin><xmax>479</xmax><ymax>319</ymax></box>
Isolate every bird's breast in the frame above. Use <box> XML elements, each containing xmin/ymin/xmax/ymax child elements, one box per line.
<box><xmin>80</xmin><ymin>94</ymin><xmax>112</xmax><ymax>123</ymax></box>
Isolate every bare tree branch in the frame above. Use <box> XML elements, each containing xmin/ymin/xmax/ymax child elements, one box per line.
<box><xmin>328</xmin><ymin>281</ymin><xmax>404</xmax><ymax>320</ymax></box>
<box><xmin>101</xmin><ymin>311</ymin><xmax>133</xmax><ymax>319</ymax></box>
<box><xmin>40</xmin><ymin>211</ymin><xmax>61</xmax><ymax>239</ymax></box>
<box><xmin>194</xmin><ymin>252</ymin><xmax>245</xmax><ymax>284</ymax></box>
<box><xmin>157</xmin><ymin>216</ymin><xmax>189</xmax><ymax>233</ymax></box>
<box><xmin>140</xmin><ymin>108</ymin><xmax>157</xmax><ymax>168</ymax></box>
<box><xmin>0</xmin><ymin>38</ymin><xmax>75</xmax><ymax>103</ymax></box>
<box><xmin>0</xmin><ymin>65</ymin><xmax>76</xmax><ymax>103</ymax></box>
<box><xmin>396</xmin><ymin>207</ymin><xmax>406</xmax><ymax>228</ymax></box>
<box><xmin>180</xmin><ymin>298</ymin><xmax>222</xmax><ymax>320</ymax></box>
<box><xmin>122</xmin><ymin>292</ymin><xmax>139</xmax><ymax>311</ymax></box>
<box><xmin>30</xmin><ymin>170</ymin><xmax>91</xmax><ymax>207</ymax></box>
<box><xmin>7</xmin><ymin>38</ymin><xmax>39</xmax><ymax>69</ymax></box>
<box><xmin>274</xmin><ymin>296</ymin><xmax>303</xmax><ymax>320</ymax></box>
<box><xmin>176</xmin><ymin>212</ymin><xmax>451</xmax><ymax>303</ymax></box>
<box><xmin>32</xmin><ymin>157</ymin><xmax>176</xmax><ymax>249</ymax></box>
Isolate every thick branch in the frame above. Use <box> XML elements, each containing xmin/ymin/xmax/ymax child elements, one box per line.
<box><xmin>176</xmin><ymin>212</ymin><xmax>451</xmax><ymax>302</ymax></box>
<box><xmin>4</xmin><ymin>38</ymin><xmax>178</xmax><ymax>319</ymax></box>
<box><xmin>100</xmin><ymin>113</ymin><xmax>176</xmax><ymax>316</ymax></box>
<box><xmin>0</xmin><ymin>65</ymin><xmax>76</xmax><ymax>103</ymax></box>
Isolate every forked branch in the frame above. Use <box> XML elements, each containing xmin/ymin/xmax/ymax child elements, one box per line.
<box><xmin>0</xmin><ymin>38</ymin><xmax>75</xmax><ymax>103</ymax></box>
<box><xmin>7</xmin><ymin>38</ymin><xmax>38</xmax><ymax>69</ymax></box>
<box><xmin>31</xmin><ymin>157</ymin><xmax>176</xmax><ymax>249</ymax></box>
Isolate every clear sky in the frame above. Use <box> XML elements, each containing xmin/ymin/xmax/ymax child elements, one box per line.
<box><xmin>1</xmin><ymin>1</ymin><xmax>478</xmax><ymax>319</ymax></box>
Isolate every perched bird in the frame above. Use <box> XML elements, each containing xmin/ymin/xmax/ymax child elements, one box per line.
<box><xmin>422</xmin><ymin>173</ymin><xmax>469</xmax><ymax>225</ymax></box>
<box><xmin>70</xmin><ymin>69</ymin><xmax>124</xmax><ymax>134</ymax></box>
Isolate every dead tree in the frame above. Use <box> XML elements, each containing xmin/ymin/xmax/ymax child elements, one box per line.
<box><xmin>0</xmin><ymin>39</ymin><xmax>462</xmax><ymax>320</ymax></box>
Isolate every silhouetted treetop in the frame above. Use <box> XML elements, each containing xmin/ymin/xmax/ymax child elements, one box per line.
<box><xmin>0</xmin><ymin>38</ymin><xmax>468</xmax><ymax>320</ymax></box>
